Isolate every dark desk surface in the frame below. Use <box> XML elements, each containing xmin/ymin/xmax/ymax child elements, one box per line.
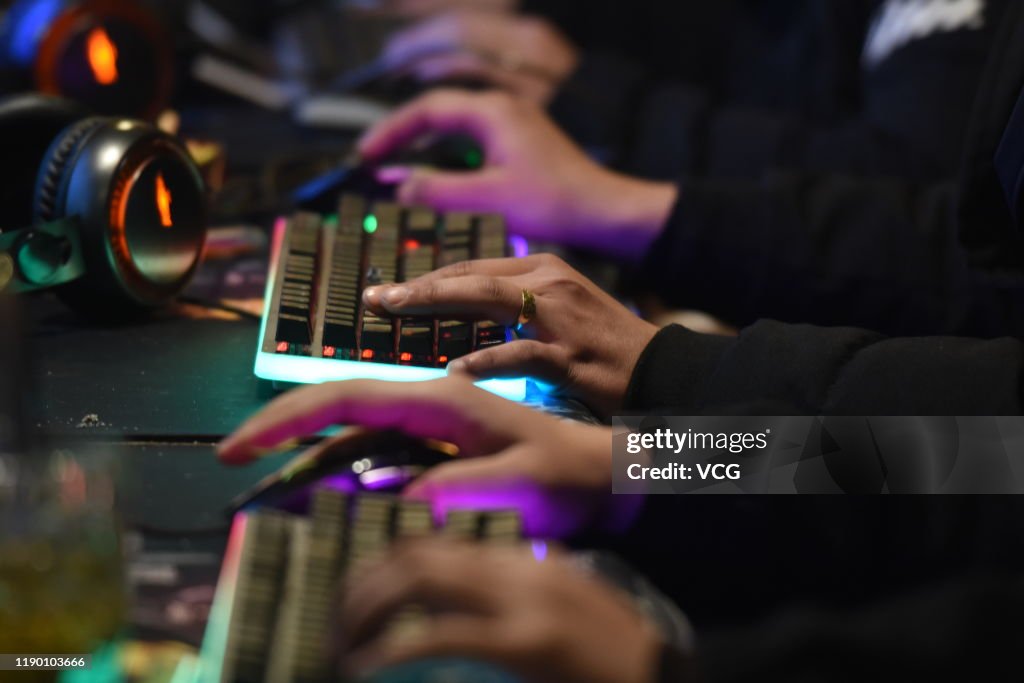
<box><xmin>31</xmin><ymin>295</ymin><xmax>270</xmax><ymax>439</ymax></box>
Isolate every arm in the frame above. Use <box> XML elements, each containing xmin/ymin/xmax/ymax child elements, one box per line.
<box><xmin>640</xmin><ymin>172</ymin><xmax>1024</xmax><ymax>336</ymax></box>
<box><xmin>625</xmin><ymin>322</ymin><xmax>1024</xmax><ymax>415</ymax></box>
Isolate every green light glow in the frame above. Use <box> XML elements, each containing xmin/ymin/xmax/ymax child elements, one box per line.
<box><xmin>464</xmin><ymin>148</ymin><xmax>483</xmax><ymax>169</ymax></box>
<box><xmin>363</xmin><ymin>214</ymin><xmax>378</xmax><ymax>234</ymax></box>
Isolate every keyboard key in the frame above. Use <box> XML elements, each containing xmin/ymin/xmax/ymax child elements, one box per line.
<box><xmin>360</xmin><ymin>202</ymin><xmax>400</xmax><ymax>362</ymax></box>
<box><xmin>263</xmin><ymin>194</ymin><xmax>516</xmax><ymax>375</ymax></box>
<box><xmin>323</xmin><ymin>198</ymin><xmax>365</xmax><ymax>357</ymax></box>
<box><xmin>475</xmin><ymin>321</ymin><xmax>508</xmax><ymax>350</ymax></box>
<box><xmin>438</xmin><ymin>321</ymin><xmax>473</xmax><ymax>362</ymax></box>
<box><xmin>474</xmin><ymin>214</ymin><xmax>508</xmax><ymax>260</ymax></box>
<box><xmin>274</xmin><ymin>214</ymin><xmax>321</xmax><ymax>346</ymax></box>
<box><xmin>440</xmin><ymin>212</ymin><xmax>472</xmax><ymax>267</ymax></box>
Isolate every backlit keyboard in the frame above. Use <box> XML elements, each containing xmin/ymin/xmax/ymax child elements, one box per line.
<box><xmin>200</xmin><ymin>490</ymin><xmax>523</xmax><ymax>682</ymax></box>
<box><xmin>255</xmin><ymin>194</ymin><xmax>526</xmax><ymax>399</ymax></box>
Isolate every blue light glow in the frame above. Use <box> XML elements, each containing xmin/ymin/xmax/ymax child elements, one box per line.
<box><xmin>8</xmin><ymin>0</ymin><xmax>64</xmax><ymax>66</ymax></box>
<box><xmin>254</xmin><ymin>352</ymin><xmax>527</xmax><ymax>400</ymax></box>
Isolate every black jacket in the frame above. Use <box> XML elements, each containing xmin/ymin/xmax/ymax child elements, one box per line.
<box><xmin>659</xmin><ymin>574</ymin><xmax>1024</xmax><ymax>682</ymax></box>
<box><xmin>541</xmin><ymin>1</ymin><xmax>1004</xmax><ymax>181</ymax></box>
<box><xmin>637</xmin><ymin>1</ymin><xmax>1024</xmax><ymax>337</ymax></box>
<box><xmin>614</xmin><ymin>7</ymin><xmax>1024</xmax><ymax>677</ymax></box>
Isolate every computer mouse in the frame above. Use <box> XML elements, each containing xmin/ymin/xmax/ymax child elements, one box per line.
<box><xmin>291</xmin><ymin>133</ymin><xmax>484</xmax><ymax>211</ymax></box>
<box><xmin>385</xmin><ymin>132</ymin><xmax>485</xmax><ymax>171</ymax></box>
<box><xmin>226</xmin><ymin>429</ymin><xmax>458</xmax><ymax>515</ymax></box>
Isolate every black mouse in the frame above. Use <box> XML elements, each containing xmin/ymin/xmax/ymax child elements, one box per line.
<box><xmin>227</xmin><ymin>429</ymin><xmax>457</xmax><ymax>516</ymax></box>
<box><xmin>386</xmin><ymin>132</ymin><xmax>484</xmax><ymax>171</ymax></box>
<box><xmin>291</xmin><ymin>133</ymin><xmax>484</xmax><ymax>211</ymax></box>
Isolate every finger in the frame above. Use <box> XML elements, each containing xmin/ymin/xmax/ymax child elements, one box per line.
<box><xmin>368</xmin><ymin>274</ymin><xmax>523</xmax><ymax>323</ymax></box>
<box><xmin>409</xmin><ymin>52</ymin><xmax>509</xmax><ymax>86</ymax></box>
<box><xmin>381</xmin><ymin>14</ymin><xmax>469</xmax><ymax>68</ymax></box>
<box><xmin>394</xmin><ymin>167</ymin><xmax>507</xmax><ymax>213</ymax></box>
<box><xmin>340</xmin><ymin>541</ymin><xmax>499</xmax><ymax>648</ymax></box>
<box><xmin>447</xmin><ymin>340</ymin><xmax>568</xmax><ymax>382</ymax></box>
<box><xmin>357</xmin><ymin>90</ymin><xmax>492</xmax><ymax>161</ymax></box>
<box><xmin>363</xmin><ymin>259</ymin><xmax>534</xmax><ymax>311</ymax></box>
<box><xmin>405</xmin><ymin>449</ymin><xmax>592</xmax><ymax>538</ymax></box>
<box><xmin>217</xmin><ymin>377</ymin><xmax>492</xmax><ymax>464</ymax></box>
<box><xmin>345</xmin><ymin>616</ymin><xmax>508</xmax><ymax>679</ymax></box>
<box><xmin>364</xmin><ymin>260</ymin><xmax>538</xmax><ymax>312</ymax></box>
<box><xmin>402</xmin><ymin>450</ymin><xmax>525</xmax><ymax>499</ymax></box>
<box><xmin>410</xmin><ymin>52</ymin><xmax>545</xmax><ymax>97</ymax></box>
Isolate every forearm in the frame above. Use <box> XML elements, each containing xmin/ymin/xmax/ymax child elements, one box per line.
<box><xmin>689</xmin><ymin>576</ymin><xmax>1024</xmax><ymax>683</ymax></box>
<box><xmin>638</xmin><ymin>174</ymin><xmax>1024</xmax><ymax>337</ymax></box>
<box><xmin>624</xmin><ymin>322</ymin><xmax>1024</xmax><ymax>415</ymax></box>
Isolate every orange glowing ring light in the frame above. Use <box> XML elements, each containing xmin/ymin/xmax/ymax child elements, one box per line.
<box><xmin>105</xmin><ymin>135</ymin><xmax>205</xmax><ymax>300</ymax></box>
<box><xmin>33</xmin><ymin>0</ymin><xmax>172</xmax><ymax>120</ymax></box>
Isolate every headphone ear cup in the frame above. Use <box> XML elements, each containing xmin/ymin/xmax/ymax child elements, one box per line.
<box><xmin>33</xmin><ymin>117</ymin><xmax>107</xmax><ymax>223</ymax></box>
<box><xmin>0</xmin><ymin>94</ymin><xmax>88</xmax><ymax>228</ymax></box>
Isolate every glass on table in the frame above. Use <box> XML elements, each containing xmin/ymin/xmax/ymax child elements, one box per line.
<box><xmin>0</xmin><ymin>447</ymin><xmax>125</xmax><ymax>683</ymax></box>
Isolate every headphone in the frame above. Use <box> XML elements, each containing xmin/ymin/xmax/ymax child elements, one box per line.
<box><xmin>0</xmin><ymin>93</ymin><xmax>206</xmax><ymax>316</ymax></box>
<box><xmin>0</xmin><ymin>0</ymin><xmax>173</xmax><ymax>119</ymax></box>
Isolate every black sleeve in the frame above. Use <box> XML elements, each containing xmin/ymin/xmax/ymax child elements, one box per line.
<box><xmin>638</xmin><ymin>173</ymin><xmax>1024</xmax><ymax>337</ymax></box>
<box><xmin>624</xmin><ymin>323</ymin><xmax>1024</xmax><ymax>415</ymax></box>
<box><xmin>660</xmin><ymin>576</ymin><xmax>1024</xmax><ymax>683</ymax></box>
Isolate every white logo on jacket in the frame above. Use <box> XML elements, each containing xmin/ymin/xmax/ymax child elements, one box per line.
<box><xmin>863</xmin><ymin>0</ymin><xmax>985</xmax><ymax>66</ymax></box>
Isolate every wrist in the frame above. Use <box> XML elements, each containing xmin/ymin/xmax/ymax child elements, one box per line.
<box><xmin>566</xmin><ymin>424</ymin><xmax>645</xmax><ymax>534</ymax></box>
<box><xmin>579</xmin><ymin>174</ymin><xmax>677</xmax><ymax>261</ymax></box>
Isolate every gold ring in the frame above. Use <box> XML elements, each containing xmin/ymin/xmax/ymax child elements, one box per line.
<box><xmin>517</xmin><ymin>288</ymin><xmax>536</xmax><ymax>330</ymax></box>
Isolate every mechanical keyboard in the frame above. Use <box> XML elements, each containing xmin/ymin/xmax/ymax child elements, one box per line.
<box><xmin>199</xmin><ymin>489</ymin><xmax>524</xmax><ymax>683</ymax></box>
<box><xmin>255</xmin><ymin>194</ymin><xmax>527</xmax><ymax>400</ymax></box>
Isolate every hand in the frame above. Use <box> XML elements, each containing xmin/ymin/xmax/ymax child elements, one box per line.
<box><xmin>363</xmin><ymin>253</ymin><xmax>659</xmax><ymax>419</ymax></box>
<box><xmin>337</xmin><ymin>541</ymin><xmax>665</xmax><ymax>683</ymax></box>
<box><xmin>358</xmin><ymin>90</ymin><xmax>677</xmax><ymax>260</ymax></box>
<box><xmin>217</xmin><ymin>377</ymin><xmax>640</xmax><ymax>538</ymax></box>
<box><xmin>381</xmin><ymin>11</ymin><xmax>578</xmax><ymax>104</ymax></box>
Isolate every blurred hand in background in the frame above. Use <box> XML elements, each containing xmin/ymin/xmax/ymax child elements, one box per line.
<box><xmin>381</xmin><ymin>10</ymin><xmax>578</xmax><ymax>104</ymax></box>
<box><xmin>359</xmin><ymin>90</ymin><xmax>677</xmax><ymax>259</ymax></box>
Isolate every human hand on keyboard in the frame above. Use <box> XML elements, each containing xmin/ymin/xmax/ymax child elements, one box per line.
<box><xmin>380</xmin><ymin>11</ymin><xmax>578</xmax><ymax>104</ymax></box>
<box><xmin>363</xmin><ymin>253</ymin><xmax>659</xmax><ymax>419</ymax></box>
<box><xmin>218</xmin><ymin>376</ymin><xmax>639</xmax><ymax>537</ymax></box>
<box><xmin>338</xmin><ymin>540</ymin><xmax>667</xmax><ymax>683</ymax></box>
<box><xmin>358</xmin><ymin>89</ymin><xmax>677</xmax><ymax>262</ymax></box>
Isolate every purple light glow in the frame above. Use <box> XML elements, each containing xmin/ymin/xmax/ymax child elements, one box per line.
<box><xmin>317</xmin><ymin>474</ymin><xmax>359</xmax><ymax>494</ymax></box>
<box><xmin>417</xmin><ymin>481</ymin><xmax>589</xmax><ymax>539</ymax></box>
<box><xmin>509</xmin><ymin>235</ymin><xmax>529</xmax><ymax>259</ymax></box>
<box><xmin>359</xmin><ymin>466</ymin><xmax>418</xmax><ymax>491</ymax></box>
<box><xmin>531</xmin><ymin>540</ymin><xmax>548</xmax><ymax>562</ymax></box>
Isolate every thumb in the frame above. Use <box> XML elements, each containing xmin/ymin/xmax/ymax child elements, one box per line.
<box><xmin>404</xmin><ymin>453</ymin><xmax>522</xmax><ymax>500</ymax></box>
<box><xmin>395</xmin><ymin>167</ymin><xmax>506</xmax><ymax>213</ymax></box>
<box><xmin>447</xmin><ymin>340</ymin><xmax>568</xmax><ymax>384</ymax></box>
<box><xmin>404</xmin><ymin>449</ymin><xmax>597</xmax><ymax>539</ymax></box>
